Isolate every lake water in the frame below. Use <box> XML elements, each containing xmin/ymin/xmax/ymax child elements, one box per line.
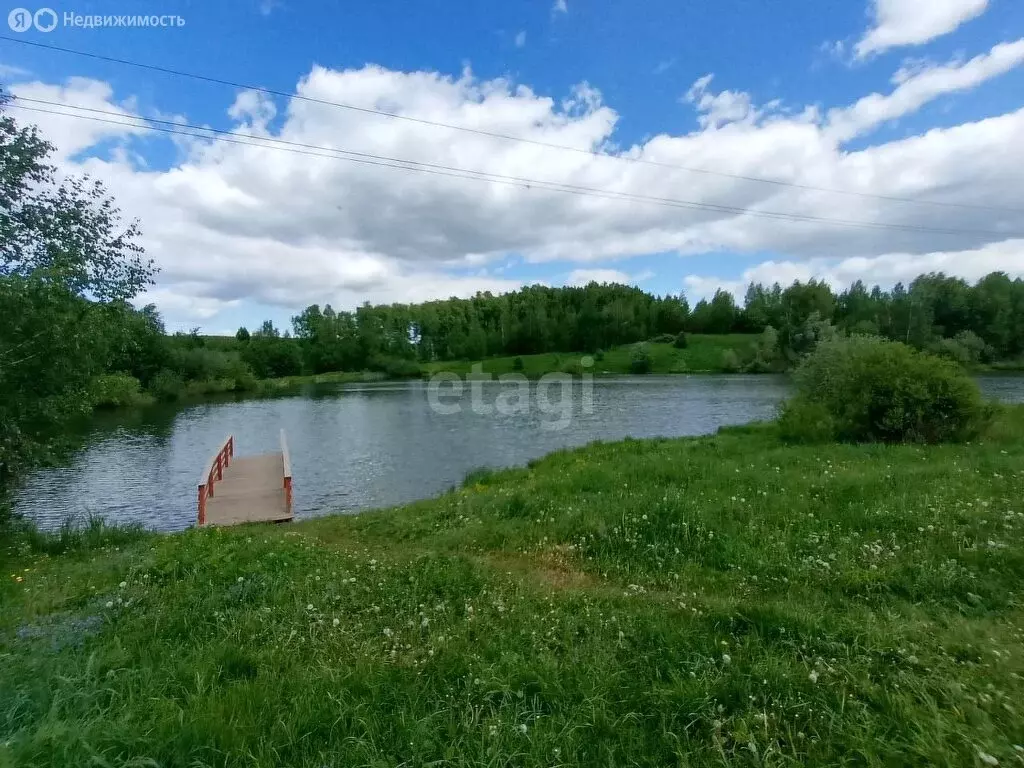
<box><xmin>14</xmin><ymin>375</ymin><xmax>1024</xmax><ymax>532</ymax></box>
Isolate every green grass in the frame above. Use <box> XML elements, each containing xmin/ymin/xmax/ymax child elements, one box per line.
<box><xmin>423</xmin><ymin>334</ymin><xmax>760</xmax><ymax>378</ymax></box>
<box><xmin>4</xmin><ymin>408</ymin><xmax>1024</xmax><ymax>765</ymax></box>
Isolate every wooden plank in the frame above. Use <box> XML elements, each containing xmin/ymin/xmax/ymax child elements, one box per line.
<box><xmin>202</xmin><ymin>453</ymin><xmax>292</xmax><ymax>527</ymax></box>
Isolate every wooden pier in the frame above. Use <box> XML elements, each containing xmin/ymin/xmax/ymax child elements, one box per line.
<box><xmin>197</xmin><ymin>431</ymin><xmax>293</xmax><ymax>527</ymax></box>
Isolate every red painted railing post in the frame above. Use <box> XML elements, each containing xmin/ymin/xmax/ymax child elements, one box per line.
<box><xmin>196</xmin><ymin>435</ymin><xmax>235</xmax><ymax>526</ymax></box>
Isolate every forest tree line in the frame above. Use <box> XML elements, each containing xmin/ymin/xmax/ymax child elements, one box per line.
<box><xmin>270</xmin><ymin>272</ymin><xmax>1024</xmax><ymax>374</ymax></box>
<box><xmin>72</xmin><ymin>270</ymin><xmax>1024</xmax><ymax>405</ymax></box>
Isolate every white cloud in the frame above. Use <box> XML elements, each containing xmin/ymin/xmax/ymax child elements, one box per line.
<box><xmin>855</xmin><ymin>0</ymin><xmax>989</xmax><ymax>59</ymax></box>
<box><xmin>514</xmin><ymin>30</ymin><xmax>527</xmax><ymax>48</ymax></box>
<box><xmin>685</xmin><ymin>239</ymin><xmax>1024</xmax><ymax>302</ymax></box>
<box><xmin>684</xmin><ymin>74</ymin><xmax>764</xmax><ymax>129</ymax></box>
<box><xmin>0</xmin><ymin>63</ymin><xmax>30</xmax><ymax>80</ymax></box>
<box><xmin>653</xmin><ymin>58</ymin><xmax>676</xmax><ymax>75</ymax></box>
<box><xmin>552</xmin><ymin>0</ymin><xmax>567</xmax><ymax>14</ymax></box>
<box><xmin>828</xmin><ymin>40</ymin><xmax>1024</xmax><ymax>141</ymax></box>
<box><xmin>9</xmin><ymin>77</ymin><xmax>148</xmax><ymax>159</ymax></box>
<box><xmin>567</xmin><ymin>268</ymin><xmax>653</xmax><ymax>286</ymax></box>
<box><xmin>13</xmin><ymin>50</ymin><xmax>1024</xmax><ymax>330</ymax></box>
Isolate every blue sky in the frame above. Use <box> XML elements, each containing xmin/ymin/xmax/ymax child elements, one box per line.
<box><xmin>2</xmin><ymin>0</ymin><xmax>1023</xmax><ymax>332</ymax></box>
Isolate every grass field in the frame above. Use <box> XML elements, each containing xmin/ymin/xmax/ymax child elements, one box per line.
<box><xmin>423</xmin><ymin>334</ymin><xmax>760</xmax><ymax>378</ymax></box>
<box><xmin>3</xmin><ymin>408</ymin><xmax>1024</xmax><ymax>766</ymax></box>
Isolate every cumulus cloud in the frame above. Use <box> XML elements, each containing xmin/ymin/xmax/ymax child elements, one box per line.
<box><xmin>12</xmin><ymin>42</ymin><xmax>1024</xmax><ymax>330</ymax></box>
<box><xmin>9</xmin><ymin>77</ymin><xmax>148</xmax><ymax>159</ymax></box>
<box><xmin>827</xmin><ymin>40</ymin><xmax>1024</xmax><ymax>141</ymax></box>
<box><xmin>855</xmin><ymin>0</ymin><xmax>989</xmax><ymax>59</ymax></box>
<box><xmin>684</xmin><ymin>74</ymin><xmax>763</xmax><ymax>129</ymax></box>
<box><xmin>552</xmin><ymin>0</ymin><xmax>567</xmax><ymax>13</ymax></box>
<box><xmin>514</xmin><ymin>30</ymin><xmax>527</xmax><ymax>48</ymax></box>
<box><xmin>685</xmin><ymin>239</ymin><xmax>1024</xmax><ymax>302</ymax></box>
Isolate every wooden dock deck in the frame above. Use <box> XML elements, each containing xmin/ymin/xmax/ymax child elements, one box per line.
<box><xmin>197</xmin><ymin>431</ymin><xmax>293</xmax><ymax>527</ymax></box>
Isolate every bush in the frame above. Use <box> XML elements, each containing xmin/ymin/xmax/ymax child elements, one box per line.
<box><xmin>777</xmin><ymin>399</ymin><xmax>837</xmax><ymax>443</ymax></box>
<box><xmin>649</xmin><ymin>333</ymin><xmax>676</xmax><ymax>344</ymax></box>
<box><xmin>149</xmin><ymin>369</ymin><xmax>185</xmax><ymax>401</ymax></box>
<box><xmin>370</xmin><ymin>356</ymin><xmax>422</xmax><ymax>379</ymax></box>
<box><xmin>89</xmin><ymin>373</ymin><xmax>145</xmax><ymax>408</ymax></box>
<box><xmin>629</xmin><ymin>343</ymin><xmax>653</xmax><ymax>374</ymax></box>
<box><xmin>782</xmin><ymin>336</ymin><xmax>989</xmax><ymax>444</ymax></box>
<box><xmin>720</xmin><ymin>349</ymin><xmax>741</xmax><ymax>372</ymax></box>
<box><xmin>594</xmin><ymin>349</ymin><xmax>605</xmax><ymax>362</ymax></box>
<box><xmin>673</xmin><ymin>332</ymin><xmax>688</xmax><ymax>349</ymax></box>
<box><xmin>512</xmin><ymin>356</ymin><xmax>525</xmax><ymax>372</ymax></box>
<box><xmin>934</xmin><ymin>330</ymin><xmax>990</xmax><ymax>366</ymax></box>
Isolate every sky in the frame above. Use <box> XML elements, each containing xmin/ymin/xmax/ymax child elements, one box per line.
<box><xmin>1</xmin><ymin>0</ymin><xmax>1023</xmax><ymax>333</ymax></box>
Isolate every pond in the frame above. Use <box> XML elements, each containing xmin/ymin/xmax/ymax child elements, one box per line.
<box><xmin>14</xmin><ymin>374</ymin><xmax>1024</xmax><ymax>532</ymax></box>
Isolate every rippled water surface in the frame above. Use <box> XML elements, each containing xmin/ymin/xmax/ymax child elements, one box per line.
<box><xmin>14</xmin><ymin>374</ymin><xmax>1024</xmax><ymax>531</ymax></box>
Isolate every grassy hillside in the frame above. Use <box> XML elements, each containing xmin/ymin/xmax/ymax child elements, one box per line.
<box><xmin>423</xmin><ymin>334</ymin><xmax>761</xmax><ymax>377</ymax></box>
<box><xmin>3</xmin><ymin>408</ymin><xmax>1024</xmax><ymax>765</ymax></box>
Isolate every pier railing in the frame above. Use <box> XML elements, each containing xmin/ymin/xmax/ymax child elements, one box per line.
<box><xmin>281</xmin><ymin>429</ymin><xmax>293</xmax><ymax>513</ymax></box>
<box><xmin>198</xmin><ymin>435</ymin><xmax>234</xmax><ymax>526</ymax></box>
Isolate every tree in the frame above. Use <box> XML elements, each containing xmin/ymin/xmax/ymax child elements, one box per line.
<box><xmin>1</xmin><ymin>95</ymin><xmax>155</xmax><ymax>481</ymax></box>
<box><xmin>236</xmin><ymin>326</ymin><xmax>250</xmax><ymax>342</ymax></box>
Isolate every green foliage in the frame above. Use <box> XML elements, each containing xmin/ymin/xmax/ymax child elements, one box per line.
<box><xmin>648</xmin><ymin>333</ymin><xmax>676</xmax><ymax>344</ymax></box>
<box><xmin>784</xmin><ymin>336</ymin><xmax>990</xmax><ymax>444</ymax></box>
<box><xmin>370</xmin><ymin>356</ymin><xmax>422</xmax><ymax>379</ymax></box>
<box><xmin>148</xmin><ymin>369</ymin><xmax>185</xmax><ymax>402</ymax></box>
<box><xmin>672</xmin><ymin>331</ymin><xmax>688</xmax><ymax>349</ymax></box>
<box><xmin>235</xmin><ymin>326</ymin><xmax>250</xmax><ymax>342</ymax></box>
<box><xmin>776</xmin><ymin>398</ymin><xmax>837</xmax><ymax>443</ymax></box>
<box><xmin>743</xmin><ymin>326</ymin><xmax>780</xmax><ymax>373</ymax></box>
<box><xmin>720</xmin><ymin>349</ymin><xmax>741</xmax><ymax>372</ymax></box>
<box><xmin>1</xmin><ymin>98</ymin><xmax>154</xmax><ymax>482</ymax></box>
<box><xmin>512</xmin><ymin>356</ymin><xmax>524</xmax><ymax>371</ymax></box>
<box><xmin>89</xmin><ymin>373</ymin><xmax>147</xmax><ymax>409</ymax></box>
<box><xmin>628</xmin><ymin>343</ymin><xmax>653</xmax><ymax>374</ymax></box>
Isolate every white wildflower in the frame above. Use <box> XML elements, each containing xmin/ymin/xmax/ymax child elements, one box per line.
<box><xmin>332</xmin><ymin>618</ymin><xmax>340</xmax><ymax>627</ymax></box>
<box><xmin>119</xmin><ymin>581</ymin><xmax>127</xmax><ymax>588</ymax></box>
<box><xmin>722</xmin><ymin>654</ymin><xmax>731</xmax><ymax>665</ymax></box>
<box><xmin>977</xmin><ymin>751</ymin><xmax>999</xmax><ymax>766</ymax></box>
<box><xmin>809</xmin><ymin>670</ymin><xmax>819</xmax><ymax>684</ymax></box>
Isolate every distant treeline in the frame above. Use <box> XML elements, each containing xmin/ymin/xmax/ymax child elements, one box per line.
<box><xmin>273</xmin><ymin>272</ymin><xmax>1024</xmax><ymax>373</ymax></box>
<box><xmin>79</xmin><ymin>272</ymin><xmax>1024</xmax><ymax>408</ymax></box>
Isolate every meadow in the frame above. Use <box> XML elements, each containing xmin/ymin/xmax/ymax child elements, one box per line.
<box><xmin>2</xmin><ymin>407</ymin><xmax>1024</xmax><ymax>766</ymax></box>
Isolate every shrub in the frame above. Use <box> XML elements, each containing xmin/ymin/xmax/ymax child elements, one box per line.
<box><xmin>650</xmin><ymin>333</ymin><xmax>676</xmax><ymax>344</ymax></box>
<box><xmin>149</xmin><ymin>369</ymin><xmax>185</xmax><ymax>401</ymax></box>
<box><xmin>89</xmin><ymin>373</ymin><xmax>145</xmax><ymax>408</ymax></box>
<box><xmin>629</xmin><ymin>343</ymin><xmax>653</xmax><ymax>374</ymax></box>
<box><xmin>720</xmin><ymin>349</ymin><xmax>741</xmax><ymax>372</ymax></box>
<box><xmin>512</xmin><ymin>356</ymin><xmax>525</xmax><ymax>372</ymax></box>
<box><xmin>777</xmin><ymin>399</ymin><xmax>837</xmax><ymax>443</ymax></box>
<box><xmin>782</xmin><ymin>336</ymin><xmax>989</xmax><ymax>444</ymax></box>
<box><xmin>370</xmin><ymin>356</ymin><xmax>422</xmax><ymax>378</ymax></box>
<box><xmin>594</xmin><ymin>349</ymin><xmax>605</xmax><ymax>362</ymax></box>
<box><xmin>673</xmin><ymin>331</ymin><xmax>688</xmax><ymax>349</ymax></box>
<box><xmin>935</xmin><ymin>330</ymin><xmax>989</xmax><ymax>366</ymax></box>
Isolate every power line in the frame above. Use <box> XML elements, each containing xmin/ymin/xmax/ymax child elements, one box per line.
<box><xmin>3</xmin><ymin>34</ymin><xmax>1022</xmax><ymax>216</ymax></box>
<box><xmin>9</xmin><ymin>98</ymin><xmax>1018</xmax><ymax>240</ymax></box>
